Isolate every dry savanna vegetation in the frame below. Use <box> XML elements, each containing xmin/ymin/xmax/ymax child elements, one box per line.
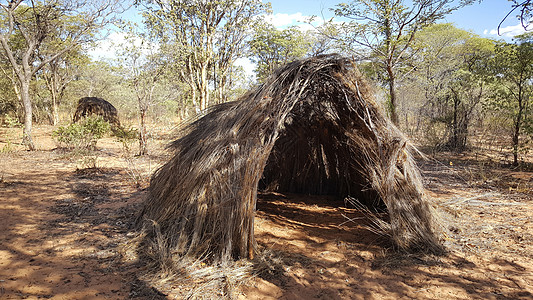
<box><xmin>1</xmin><ymin>0</ymin><xmax>532</xmax><ymax>299</ymax></box>
<box><xmin>1</xmin><ymin>116</ymin><xmax>532</xmax><ymax>299</ymax></box>
<box><xmin>1</xmin><ymin>55</ymin><xmax>532</xmax><ymax>299</ymax></box>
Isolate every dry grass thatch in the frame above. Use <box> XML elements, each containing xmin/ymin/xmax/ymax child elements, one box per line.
<box><xmin>137</xmin><ymin>54</ymin><xmax>444</xmax><ymax>264</ymax></box>
<box><xmin>73</xmin><ymin>97</ymin><xmax>121</xmax><ymax>127</ymax></box>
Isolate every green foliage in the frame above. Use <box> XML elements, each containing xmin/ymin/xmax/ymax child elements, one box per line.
<box><xmin>113</xmin><ymin>126</ymin><xmax>138</xmax><ymax>141</ymax></box>
<box><xmin>0</xmin><ymin>1</ymin><xmax>123</xmax><ymax>150</ymax></box>
<box><xmin>2</xmin><ymin>115</ymin><xmax>22</xmax><ymax>128</ymax></box>
<box><xmin>488</xmin><ymin>33</ymin><xmax>533</xmax><ymax>163</ymax></box>
<box><xmin>0</xmin><ymin>139</ymin><xmax>15</xmax><ymax>154</ymax></box>
<box><xmin>399</xmin><ymin>23</ymin><xmax>496</xmax><ymax>150</ymax></box>
<box><xmin>248</xmin><ymin>23</ymin><xmax>311</xmax><ymax>82</ymax></box>
<box><xmin>141</xmin><ymin>0</ymin><xmax>268</xmax><ymax>110</ymax></box>
<box><xmin>113</xmin><ymin>126</ymin><xmax>139</xmax><ymax>153</ymax></box>
<box><xmin>333</xmin><ymin>0</ymin><xmax>476</xmax><ymax>124</ymax></box>
<box><xmin>52</xmin><ymin>116</ymin><xmax>111</xmax><ymax>150</ymax></box>
<box><xmin>0</xmin><ymin>63</ymin><xmax>18</xmax><ymax>117</ymax></box>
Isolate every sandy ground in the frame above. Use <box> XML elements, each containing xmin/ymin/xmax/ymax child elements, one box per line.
<box><xmin>1</xmin><ymin>125</ymin><xmax>532</xmax><ymax>299</ymax></box>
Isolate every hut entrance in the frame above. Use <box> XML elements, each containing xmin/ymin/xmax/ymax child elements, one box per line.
<box><xmin>259</xmin><ymin>92</ymin><xmax>383</xmax><ymax>210</ymax></box>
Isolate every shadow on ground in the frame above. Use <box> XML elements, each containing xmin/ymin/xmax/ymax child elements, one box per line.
<box><xmin>0</xmin><ymin>151</ymin><xmax>164</xmax><ymax>299</ymax></box>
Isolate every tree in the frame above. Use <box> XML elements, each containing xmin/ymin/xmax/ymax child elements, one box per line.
<box><xmin>39</xmin><ymin>49</ymin><xmax>90</xmax><ymax>125</ymax></box>
<box><xmin>404</xmin><ymin>24</ymin><xmax>494</xmax><ymax>151</ymax></box>
<box><xmin>138</xmin><ymin>0</ymin><xmax>268</xmax><ymax>112</ymax></box>
<box><xmin>333</xmin><ymin>0</ymin><xmax>474</xmax><ymax>125</ymax></box>
<box><xmin>306</xmin><ymin>20</ymin><xmax>343</xmax><ymax>56</ymax></box>
<box><xmin>248</xmin><ymin>23</ymin><xmax>311</xmax><ymax>82</ymax></box>
<box><xmin>499</xmin><ymin>0</ymin><xmax>532</xmax><ymax>33</ymax></box>
<box><xmin>0</xmin><ymin>0</ymin><xmax>123</xmax><ymax>150</ymax></box>
<box><xmin>490</xmin><ymin>33</ymin><xmax>533</xmax><ymax>165</ymax></box>
<box><xmin>73</xmin><ymin>60</ymin><xmax>122</xmax><ymax>100</ymax></box>
<box><xmin>0</xmin><ymin>54</ymin><xmax>21</xmax><ymax>119</ymax></box>
<box><xmin>116</xmin><ymin>24</ymin><xmax>167</xmax><ymax>155</ymax></box>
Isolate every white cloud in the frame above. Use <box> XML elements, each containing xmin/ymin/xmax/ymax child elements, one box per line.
<box><xmin>234</xmin><ymin>57</ymin><xmax>256</xmax><ymax>79</ymax></box>
<box><xmin>265</xmin><ymin>12</ymin><xmax>310</xmax><ymax>29</ymax></box>
<box><xmin>486</xmin><ymin>22</ymin><xmax>530</xmax><ymax>38</ymax></box>
<box><xmin>88</xmin><ymin>31</ymin><xmax>127</xmax><ymax>60</ymax></box>
<box><xmin>263</xmin><ymin>12</ymin><xmax>339</xmax><ymax>33</ymax></box>
<box><xmin>88</xmin><ymin>31</ymin><xmax>158</xmax><ymax>61</ymax></box>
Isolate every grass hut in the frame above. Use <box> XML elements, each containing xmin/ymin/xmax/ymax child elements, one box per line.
<box><xmin>73</xmin><ymin>97</ymin><xmax>121</xmax><ymax>127</ymax></box>
<box><xmin>137</xmin><ymin>54</ymin><xmax>443</xmax><ymax>263</ymax></box>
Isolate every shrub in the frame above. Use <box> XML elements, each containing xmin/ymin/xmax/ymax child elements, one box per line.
<box><xmin>53</xmin><ymin>116</ymin><xmax>111</xmax><ymax>150</ymax></box>
<box><xmin>2</xmin><ymin>115</ymin><xmax>22</xmax><ymax>128</ymax></box>
<box><xmin>113</xmin><ymin>126</ymin><xmax>139</xmax><ymax>153</ymax></box>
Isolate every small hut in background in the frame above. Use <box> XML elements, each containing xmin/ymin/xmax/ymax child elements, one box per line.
<box><xmin>137</xmin><ymin>54</ymin><xmax>443</xmax><ymax>263</ymax></box>
<box><xmin>73</xmin><ymin>97</ymin><xmax>121</xmax><ymax>127</ymax></box>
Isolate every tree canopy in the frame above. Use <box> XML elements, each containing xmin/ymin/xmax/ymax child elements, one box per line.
<box><xmin>0</xmin><ymin>0</ymin><xmax>124</xmax><ymax>149</ymax></box>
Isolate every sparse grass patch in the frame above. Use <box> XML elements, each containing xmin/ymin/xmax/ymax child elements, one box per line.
<box><xmin>370</xmin><ymin>249</ymin><xmax>442</xmax><ymax>269</ymax></box>
<box><xmin>2</xmin><ymin>115</ymin><xmax>22</xmax><ymax>128</ymax></box>
<box><xmin>123</xmin><ymin>226</ymin><xmax>252</xmax><ymax>299</ymax></box>
<box><xmin>113</xmin><ymin>126</ymin><xmax>139</xmax><ymax>154</ymax></box>
<box><xmin>0</xmin><ymin>138</ymin><xmax>15</xmax><ymax>154</ymax></box>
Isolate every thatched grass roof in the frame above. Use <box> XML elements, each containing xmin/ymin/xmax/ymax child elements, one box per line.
<box><xmin>137</xmin><ymin>54</ymin><xmax>443</xmax><ymax>263</ymax></box>
<box><xmin>73</xmin><ymin>97</ymin><xmax>120</xmax><ymax>127</ymax></box>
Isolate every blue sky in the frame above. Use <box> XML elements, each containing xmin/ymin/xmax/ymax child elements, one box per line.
<box><xmin>265</xmin><ymin>0</ymin><xmax>529</xmax><ymax>39</ymax></box>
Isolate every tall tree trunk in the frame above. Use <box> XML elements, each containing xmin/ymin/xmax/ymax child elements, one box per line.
<box><xmin>383</xmin><ymin>12</ymin><xmax>399</xmax><ymax>126</ymax></box>
<box><xmin>386</xmin><ymin>64</ymin><xmax>399</xmax><ymax>125</ymax></box>
<box><xmin>512</xmin><ymin>116</ymin><xmax>520</xmax><ymax>166</ymax></box>
<box><xmin>199</xmin><ymin>62</ymin><xmax>209</xmax><ymax>111</ymax></box>
<box><xmin>191</xmin><ymin>86</ymin><xmax>199</xmax><ymax>114</ymax></box>
<box><xmin>452</xmin><ymin>92</ymin><xmax>459</xmax><ymax>149</ymax></box>
<box><xmin>20</xmin><ymin>80</ymin><xmax>35</xmax><ymax>150</ymax></box>
<box><xmin>217</xmin><ymin>72</ymin><xmax>228</xmax><ymax>104</ymax></box>
<box><xmin>50</xmin><ymin>69</ymin><xmax>61</xmax><ymax>125</ymax></box>
<box><xmin>185</xmin><ymin>58</ymin><xmax>200</xmax><ymax>114</ymax></box>
<box><xmin>9</xmin><ymin>70</ymin><xmax>23</xmax><ymax>122</ymax></box>
<box><xmin>50</xmin><ymin>82</ymin><xmax>59</xmax><ymax>125</ymax></box>
<box><xmin>51</xmin><ymin>97</ymin><xmax>59</xmax><ymax>125</ymax></box>
<box><xmin>459</xmin><ymin>114</ymin><xmax>468</xmax><ymax>151</ymax></box>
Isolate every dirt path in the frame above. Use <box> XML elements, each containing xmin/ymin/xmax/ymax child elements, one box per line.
<box><xmin>0</xmin><ymin>149</ymin><xmax>165</xmax><ymax>299</ymax></box>
<box><xmin>1</xmin><ymin>127</ymin><xmax>532</xmax><ymax>299</ymax></box>
<box><xmin>1</xmin><ymin>151</ymin><xmax>120</xmax><ymax>299</ymax></box>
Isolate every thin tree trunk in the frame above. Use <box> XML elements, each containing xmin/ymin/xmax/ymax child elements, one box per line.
<box><xmin>404</xmin><ymin>113</ymin><xmax>409</xmax><ymax>134</ymax></box>
<box><xmin>512</xmin><ymin>89</ymin><xmax>524</xmax><ymax>166</ymax></box>
<box><xmin>452</xmin><ymin>92</ymin><xmax>459</xmax><ymax>149</ymax></box>
<box><xmin>191</xmin><ymin>86</ymin><xmax>199</xmax><ymax>114</ymax></box>
<box><xmin>383</xmin><ymin>13</ymin><xmax>399</xmax><ymax>126</ymax></box>
<box><xmin>218</xmin><ymin>73</ymin><xmax>227</xmax><ymax>104</ymax></box>
<box><xmin>512</xmin><ymin>125</ymin><xmax>520</xmax><ymax>166</ymax></box>
<box><xmin>139</xmin><ymin>108</ymin><xmax>147</xmax><ymax>156</ymax></box>
<box><xmin>186</xmin><ymin>58</ymin><xmax>200</xmax><ymax>114</ymax></box>
<box><xmin>51</xmin><ymin>69</ymin><xmax>63</xmax><ymax>125</ymax></box>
